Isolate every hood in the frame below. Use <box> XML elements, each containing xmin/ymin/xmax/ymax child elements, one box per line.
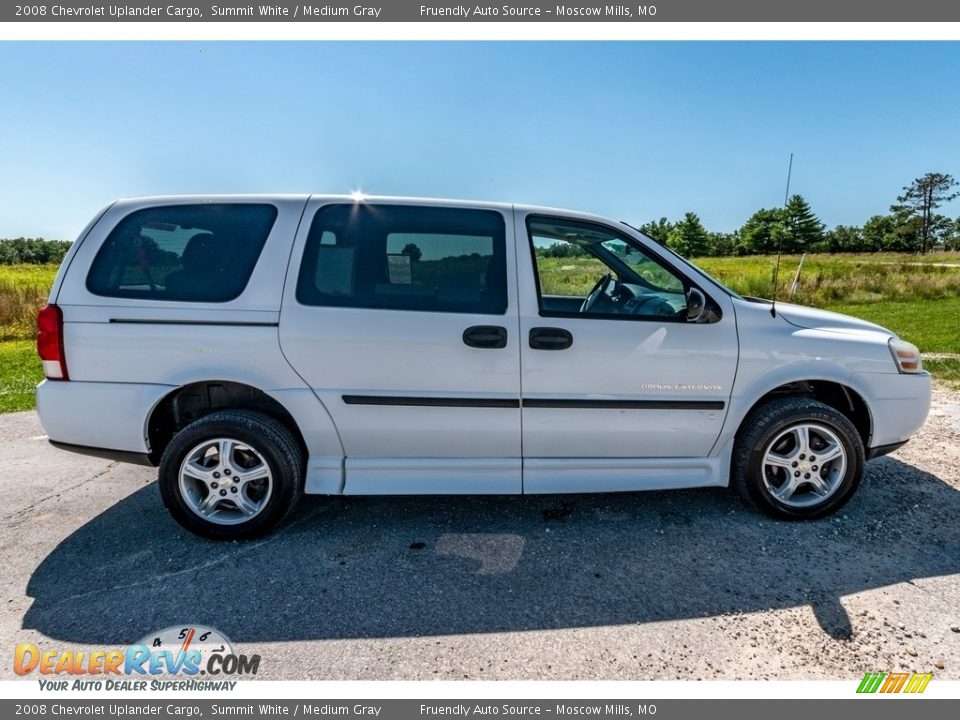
<box><xmin>772</xmin><ymin>302</ymin><xmax>892</xmax><ymax>336</ymax></box>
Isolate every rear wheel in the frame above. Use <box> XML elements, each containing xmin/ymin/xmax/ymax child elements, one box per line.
<box><xmin>732</xmin><ymin>397</ymin><xmax>864</xmax><ymax>519</ymax></box>
<box><xmin>158</xmin><ymin>410</ymin><xmax>303</xmax><ymax>539</ymax></box>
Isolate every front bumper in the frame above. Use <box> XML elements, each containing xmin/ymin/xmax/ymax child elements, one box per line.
<box><xmin>851</xmin><ymin>371</ymin><xmax>932</xmax><ymax>449</ymax></box>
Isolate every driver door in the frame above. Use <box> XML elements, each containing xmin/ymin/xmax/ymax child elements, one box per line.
<box><xmin>515</xmin><ymin>212</ymin><xmax>739</xmax><ymax>490</ymax></box>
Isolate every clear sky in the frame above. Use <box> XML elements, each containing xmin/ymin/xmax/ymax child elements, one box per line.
<box><xmin>1</xmin><ymin>41</ymin><xmax>958</xmax><ymax>240</ymax></box>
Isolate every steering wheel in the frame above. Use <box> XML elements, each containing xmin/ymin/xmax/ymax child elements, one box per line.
<box><xmin>580</xmin><ymin>273</ymin><xmax>614</xmax><ymax>313</ymax></box>
<box><xmin>626</xmin><ymin>294</ymin><xmax>680</xmax><ymax>318</ymax></box>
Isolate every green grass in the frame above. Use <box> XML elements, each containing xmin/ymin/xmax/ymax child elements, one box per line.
<box><xmin>923</xmin><ymin>358</ymin><xmax>960</xmax><ymax>387</ymax></box>
<box><xmin>696</xmin><ymin>252</ymin><xmax>960</xmax><ymax>306</ymax></box>
<box><xmin>824</xmin><ymin>299</ymin><xmax>960</xmax><ymax>385</ymax></box>
<box><xmin>0</xmin><ymin>264</ymin><xmax>57</xmax><ymax>341</ymax></box>
<box><xmin>0</xmin><ymin>340</ymin><xmax>43</xmax><ymax>413</ymax></box>
<box><xmin>823</xmin><ymin>298</ymin><xmax>960</xmax><ymax>353</ymax></box>
<box><xmin>0</xmin><ymin>264</ymin><xmax>57</xmax><ymax>412</ymax></box>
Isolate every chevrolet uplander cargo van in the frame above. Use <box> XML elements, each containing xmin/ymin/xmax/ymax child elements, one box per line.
<box><xmin>36</xmin><ymin>195</ymin><xmax>931</xmax><ymax>539</ymax></box>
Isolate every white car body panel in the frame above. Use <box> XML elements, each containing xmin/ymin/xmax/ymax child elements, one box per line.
<box><xmin>278</xmin><ymin>197</ymin><xmax>523</xmax><ymax>495</ymax></box>
<box><xmin>848</xmin><ymin>371</ymin><xmax>932</xmax><ymax>447</ymax></box>
<box><xmin>344</xmin><ymin>458</ymin><xmax>521</xmax><ymax>495</ymax></box>
<box><xmin>35</xmin><ymin>194</ymin><xmax>932</xmax><ymax>500</ymax></box>
<box><xmin>47</xmin><ymin>195</ymin><xmax>346</xmax><ymax>491</ymax></box>
<box><xmin>36</xmin><ymin>379</ymin><xmax>171</xmax><ymax>454</ymax></box>
<box><xmin>719</xmin><ymin>300</ymin><xmax>930</xmax><ymax>452</ymax></box>
<box><xmin>523</xmin><ymin>455</ymin><xmax>729</xmax><ymax>494</ymax></box>
<box><xmin>513</xmin><ymin>208</ymin><xmax>738</xmax><ymax>465</ymax></box>
<box><xmin>773</xmin><ymin>301</ymin><xmax>891</xmax><ymax>334</ymax></box>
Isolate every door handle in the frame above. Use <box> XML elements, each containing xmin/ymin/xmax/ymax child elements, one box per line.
<box><xmin>463</xmin><ymin>325</ymin><xmax>508</xmax><ymax>349</ymax></box>
<box><xmin>529</xmin><ymin>327</ymin><xmax>573</xmax><ymax>350</ymax></box>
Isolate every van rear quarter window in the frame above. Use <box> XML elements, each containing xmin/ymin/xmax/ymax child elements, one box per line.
<box><xmin>296</xmin><ymin>204</ymin><xmax>508</xmax><ymax>315</ymax></box>
<box><xmin>86</xmin><ymin>203</ymin><xmax>278</xmax><ymax>302</ymax></box>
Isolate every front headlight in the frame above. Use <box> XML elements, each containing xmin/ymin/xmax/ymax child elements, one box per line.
<box><xmin>888</xmin><ymin>337</ymin><xmax>923</xmax><ymax>373</ymax></box>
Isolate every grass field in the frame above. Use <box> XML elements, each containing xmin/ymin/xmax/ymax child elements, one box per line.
<box><xmin>0</xmin><ymin>254</ymin><xmax>958</xmax><ymax>413</ymax></box>
<box><xmin>695</xmin><ymin>252</ymin><xmax>960</xmax><ymax>306</ymax></box>
<box><xmin>0</xmin><ymin>340</ymin><xmax>42</xmax><ymax>413</ymax></box>
<box><xmin>0</xmin><ymin>264</ymin><xmax>54</xmax><ymax>342</ymax></box>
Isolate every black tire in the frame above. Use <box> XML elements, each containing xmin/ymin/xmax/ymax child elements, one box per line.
<box><xmin>158</xmin><ymin>410</ymin><xmax>303</xmax><ymax>540</ymax></box>
<box><xmin>732</xmin><ymin>396</ymin><xmax>865</xmax><ymax>520</ymax></box>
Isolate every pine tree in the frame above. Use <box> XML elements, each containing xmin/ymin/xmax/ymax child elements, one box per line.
<box><xmin>891</xmin><ymin>172</ymin><xmax>959</xmax><ymax>254</ymax></box>
<box><xmin>781</xmin><ymin>195</ymin><xmax>825</xmax><ymax>253</ymax></box>
<box><xmin>638</xmin><ymin>217</ymin><xmax>674</xmax><ymax>246</ymax></box>
<box><xmin>666</xmin><ymin>212</ymin><xmax>710</xmax><ymax>257</ymax></box>
<box><xmin>707</xmin><ymin>231</ymin><xmax>738</xmax><ymax>256</ymax></box>
<box><xmin>738</xmin><ymin>208</ymin><xmax>783</xmax><ymax>255</ymax></box>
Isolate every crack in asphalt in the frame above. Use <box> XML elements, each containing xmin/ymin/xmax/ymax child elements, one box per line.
<box><xmin>1</xmin><ymin>462</ymin><xmax>120</xmax><ymax>526</ymax></box>
<box><xmin>904</xmin><ymin>578</ymin><xmax>960</xmax><ymax>610</ymax></box>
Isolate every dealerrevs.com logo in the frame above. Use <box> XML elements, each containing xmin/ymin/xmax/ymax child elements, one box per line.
<box><xmin>14</xmin><ymin>626</ymin><xmax>259</xmax><ymax>691</ymax></box>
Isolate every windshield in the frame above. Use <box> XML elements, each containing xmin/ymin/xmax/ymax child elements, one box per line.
<box><xmin>622</xmin><ymin>223</ymin><xmax>743</xmax><ymax>300</ymax></box>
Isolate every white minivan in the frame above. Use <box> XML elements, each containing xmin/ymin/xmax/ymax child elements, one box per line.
<box><xmin>36</xmin><ymin>195</ymin><xmax>931</xmax><ymax>539</ymax></box>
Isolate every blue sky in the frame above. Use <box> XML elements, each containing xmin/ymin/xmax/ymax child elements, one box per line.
<box><xmin>1</xmin><ymin>41</ymin><xmax>958</xmax><ymax>240</ymax></box>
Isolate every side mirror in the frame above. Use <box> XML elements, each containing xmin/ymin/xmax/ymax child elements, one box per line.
<box><xmin>686</xmin><ymin>287</ymin><xmax>707</xmax><ymax>322</ymax></box>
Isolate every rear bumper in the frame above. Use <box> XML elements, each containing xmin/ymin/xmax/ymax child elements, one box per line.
<box><xmin>36</xmin><ymin>379</ymin><xmax>173</xmax><ymax>457</ymax></box>
<box><xmin>49</xmin><ymin>440</ymin><xmax>154</xmax><ymax>466</ymax></box>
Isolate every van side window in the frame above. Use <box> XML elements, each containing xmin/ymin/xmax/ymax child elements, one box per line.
<box><xmin>86</xmin><ymin>204</ymin><xmax>277</xmax><ymax>302</ymax></box>
<box><xmin>296</xmin><ymin>204</ymin><xmax>508</xmax><ymax>315</ymax></box>
<box><xmin>528</xmin><ymin>216</ymin><xmax>688</xmax><ymax>320</ymax></box>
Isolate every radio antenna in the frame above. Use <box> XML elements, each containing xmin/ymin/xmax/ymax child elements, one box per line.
<box><xmin>770</xmin><ymin>152</ymin><xmax>793</xmax><ymax>318</ymax></box>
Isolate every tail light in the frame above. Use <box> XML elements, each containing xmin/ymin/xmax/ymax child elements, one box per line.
<box><xmin>37</xmin><ymin>304</ymin><xmax>68</xmax><ymax>380</ymax></box>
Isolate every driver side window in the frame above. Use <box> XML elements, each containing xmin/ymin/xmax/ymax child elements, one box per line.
<box><xmin>527</xmin><ymin>216</ymin><xmax>687</xmax><ymax>320</ymax></box>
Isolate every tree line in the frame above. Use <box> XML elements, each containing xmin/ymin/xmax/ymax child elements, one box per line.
<box><xmin>4</xmin><ymin>174</ymin><xmax>959</xmax><ymax>264</ymax></box>
<box><xmin>0</xmin><ymin>237</ymin><xmax>72</xmax><ymax>265</ymax></box>
<box><xmin>640</xmin><ymin>172</ymin><xmax>959</xmax><ymax>257</ymax></box>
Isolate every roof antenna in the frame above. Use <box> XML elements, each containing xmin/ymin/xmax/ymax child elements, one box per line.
<box><xmin>770</xmin><ymin>152</ymin><xmax>793</xmax><ymax>317</ymax></box>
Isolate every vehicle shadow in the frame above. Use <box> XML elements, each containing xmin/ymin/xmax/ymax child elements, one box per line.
<box><xmin>22</xmin><ymin>457</ymin><xmax>960</xmax><ymax>646</ymax></box>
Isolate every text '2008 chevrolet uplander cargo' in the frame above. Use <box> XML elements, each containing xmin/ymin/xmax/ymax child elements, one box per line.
<box><xmin>36</xmin><ymin>195</ymin><xmax>931</xmax><ymax>539</ymax></box>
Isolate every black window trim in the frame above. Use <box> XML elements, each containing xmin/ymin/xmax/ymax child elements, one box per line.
<box><xmin>85</xmin><ymin>202</ymin><xmax>279</xmax><ymax>304</ymax></box>
<box><xmin>524</xmin><ymin>213</ymin><xmax>718</xmax><ymax>324</ymax></box>
<box><xmin>295</xmin><ymin>203</ymin><xmax>510</xmax><ymax>317</ymax></box>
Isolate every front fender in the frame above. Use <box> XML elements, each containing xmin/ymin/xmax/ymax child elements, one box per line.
<box><xmin>714</xmin><ymin>359</ymin><xmax>862</xmax><ymax>455</ymax></box>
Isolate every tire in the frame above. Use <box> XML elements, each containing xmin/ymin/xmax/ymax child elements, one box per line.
<box><xmin>158</xmin><ymin>410</ymin><xmax>303</xmax><ymax>540</ymax></box>
<box><xmin>732</xmin><ymin>397</ymin><xmax>865</xmax><ymax>520</ymax></box>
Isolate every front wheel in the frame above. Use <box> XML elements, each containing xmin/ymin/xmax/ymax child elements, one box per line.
<box><xmin>158</xmin><ymin>410</ymin><xmax>303</xmax><ymax>539</ymax></box>
<box><xmin>732</xmin><ymin>397</ymin><xmax>865</xmax><ymax>520</ymax></box>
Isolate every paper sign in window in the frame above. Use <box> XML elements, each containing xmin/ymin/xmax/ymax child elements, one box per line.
<box><xmin>387</xmin><ymin>254</ymin><xmax>413</xmax><ymax>284</ymax></box>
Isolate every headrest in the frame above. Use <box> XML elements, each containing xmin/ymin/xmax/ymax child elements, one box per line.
<box><xmin>181</xmin><ymin>233</ymin><xmax>219</xmax><ymax>272</ymax></box>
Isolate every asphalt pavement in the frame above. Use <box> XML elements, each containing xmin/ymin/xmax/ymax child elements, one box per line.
<box><xmin>2</xmin><ymin>394</ymin><xmax>959</xmax><ymax>680</ymax></box>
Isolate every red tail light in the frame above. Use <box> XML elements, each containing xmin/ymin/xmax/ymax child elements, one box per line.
<box><xmin>37</xmin><ymin>304</ymin><xmax>68</xmax><ymax>380</ymax></box>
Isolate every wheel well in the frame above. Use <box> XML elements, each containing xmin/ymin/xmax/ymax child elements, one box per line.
<box><xmin>742</xmin><ymin>380</ymin><xmax>872</xmax><ymax>447</ymax></box>
<box><xmin>147</xmin><ymin>381</ymin><xmax>308</xmax><ymax>465</ymax></box>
